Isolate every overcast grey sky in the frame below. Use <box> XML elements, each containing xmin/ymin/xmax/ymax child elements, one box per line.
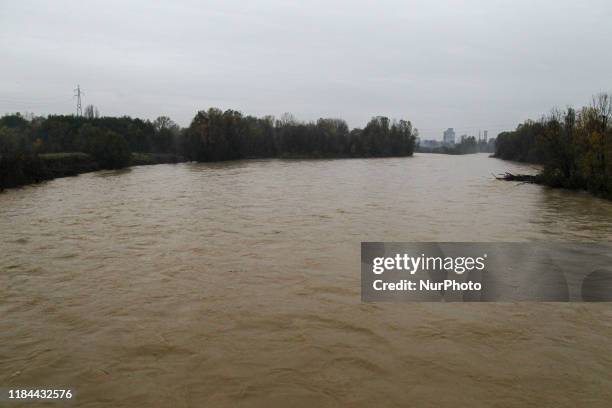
<box><xmin>1</xmin><ymin>0</ymin><xmax>611</xmax><ymax>139</ymax></box>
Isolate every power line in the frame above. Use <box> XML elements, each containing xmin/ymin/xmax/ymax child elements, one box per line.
<box><xmin>0</xmin><ymin>95</ymin><xmax>73</xmax><ymax>102</ymax></box>
<box><xmin>0</xmin><ymin>100</ymin><xmax>72</xmax><ymax>107</ymax></box>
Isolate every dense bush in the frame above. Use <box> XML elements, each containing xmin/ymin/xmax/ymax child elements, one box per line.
<box><xmin>78</xmin><ymin>125</ymin><xmax>131</xmax><ymax>169</ymax></box>
<box><xmin>39</xmin><ymin>153</ymin><xmax>98</xmax><ymax>177</ymax></box>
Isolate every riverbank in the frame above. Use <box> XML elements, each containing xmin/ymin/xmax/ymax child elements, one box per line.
<box><xmin>416</xmin><ymin>147</ymin><xmax>483</xmax><ymax>155</ymax></box>
<box><xmin>0</xmin><ymin>152</ymin><xmax>186</xmax><ymax>191</ymax></box>
<box><xmin>494</xmin><ymin>157</ymin><xmax>612</xmax><ymax>200</ymax></box>
<box><xmin>1</xmin><ymin>150</ymin><xmax>420</xmax><ymax>192</ymax></box>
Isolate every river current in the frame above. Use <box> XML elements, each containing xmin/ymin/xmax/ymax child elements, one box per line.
<box><xmin>1</xmin><ymin>153</ymin><xmax>611</xmax><ymax>407</ymax></box>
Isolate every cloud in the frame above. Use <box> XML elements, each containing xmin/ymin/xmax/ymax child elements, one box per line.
<box><xmin>1</xmin><ymin>0</ymin><xmax>611</xmax><ymax>138</ymax></box>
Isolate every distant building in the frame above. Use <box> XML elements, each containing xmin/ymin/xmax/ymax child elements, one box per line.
<box><xmin>443</xmin><ymin>128</ymin><xmax>455</xmax><ymax>145</ymax></box>
<box><xmin>483</xmin><ymin>130</ymin><xmax>488</xmax><ymax>142</ymax></box>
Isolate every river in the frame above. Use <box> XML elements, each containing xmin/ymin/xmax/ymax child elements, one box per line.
<box><xmin>1</xmin><ymin>153</ymin><xmax>611</xmax><ymax>407</ymax></box>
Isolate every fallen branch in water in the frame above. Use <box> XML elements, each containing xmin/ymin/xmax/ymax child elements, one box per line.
<box><xmin>494</xmin><ymin>172</ymin><xmax>540</xmax><ymax>184</ymax></box>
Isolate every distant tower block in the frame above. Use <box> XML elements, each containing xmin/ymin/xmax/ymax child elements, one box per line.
<box><xmin>484</xmin><ymin>130</ymin><xmax>488</xmax><ymax>142</ymax></box>
<box><xmin>443</xmin><ymin>128</ymin><xmax>455</xmax><ymax>145</ymax></box>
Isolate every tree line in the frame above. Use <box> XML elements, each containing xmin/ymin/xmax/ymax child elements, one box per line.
<box><xmin>182</xmin><ymin>109</ymin><xmax>417</xmax><ymax>161</ymax></box>
<box><xmin>0</xmin><ymin>108</ymin><xmax>417</xmax><ymax>189</ymax></box>
<box><xmin>495</xmin><ymin>93</ymin><xmax>612</xmax><ymax>198</ymax></box>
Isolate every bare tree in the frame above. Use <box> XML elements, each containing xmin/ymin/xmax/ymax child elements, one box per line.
<box><xmin>592</xmin><ymin>92</ymin><xmax>612</xmax><ymax>131</ymax></box>
<box><xmin>153</xmin><ymin>116</ymin><xmax>177</xmax><ymax>131</ymax></box>
<box><xmin>84</xmin><ymin>104</ymin><xmax>99</xmax><ymax>119</ymax></box>
<box><xmin>278</xmin><ymin>112</ymin><xmax>298</xmax><ymax>127</ymax></box>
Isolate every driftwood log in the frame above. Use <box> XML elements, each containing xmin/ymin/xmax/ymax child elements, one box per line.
<box><xmin>494</xmin><ymin>172</ymin><xmax>540</xmax><ymax>184</ymax></box>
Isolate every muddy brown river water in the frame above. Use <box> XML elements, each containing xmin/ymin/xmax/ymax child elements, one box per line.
<box><xmin>1</xmin><ymin>153</ymin><xmax>612</xmax><ymax>407</ymax></box>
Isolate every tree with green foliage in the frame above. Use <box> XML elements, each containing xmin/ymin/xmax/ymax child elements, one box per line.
<box><xmin>78</xmin><ymin>124</ymin><xmax>131</xmax><ymax>169</ymax></box>
<box><xmin>495</xmin><ymin>93</ymin><xmax>612</xmax><ymax>198</ymax></box>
